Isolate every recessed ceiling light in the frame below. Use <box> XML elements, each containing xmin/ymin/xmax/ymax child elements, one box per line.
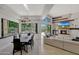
<box><xmin>24</xmin><ymin>4</ymin><xmax>29</xmax><ymax>10</ymax></box>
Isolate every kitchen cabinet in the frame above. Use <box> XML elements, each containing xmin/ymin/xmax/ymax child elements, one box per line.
<box><xmin>45</xmin><ymin>38</ymin><xmax>79</xmax><ymax>54</ymax></box>
<box><xmin>44</xmin><ymin>39</ymin><xmax>63</xmax><ymax>49</ymax></box>
<box><xmin>64</xmin><ymin>42</ymin><xmax>79</xmax><ymax>54</ymax></box>
<box><xmin>53</xmin><ymin>40</ymin><xmax>63</xmax><ymax>48</ymax></box>
<box><xmin>44</xmin><ymin>39</ymin><xmax>54</xmax><ymax>46</ymax></box>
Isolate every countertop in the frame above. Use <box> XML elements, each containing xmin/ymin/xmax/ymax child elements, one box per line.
<box><xmin>45</xmin><ymin>36</ymin><xmax>79</xmax><ymax>45</ymax></box>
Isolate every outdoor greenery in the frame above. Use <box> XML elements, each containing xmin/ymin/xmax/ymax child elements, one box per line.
<box><xmin>8</xmin><ymin>20</ymin><xmax>19</xmax><ymax>33</ymax></box>
<box><xmin>21</xmin><ymin>23</ymin><xmax>32</xmax><ymax>31</ymax></box>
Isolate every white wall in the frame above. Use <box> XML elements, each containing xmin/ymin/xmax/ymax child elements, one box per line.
<box><xmin>0</xmin><ymin>5</ymin><xmax>19</xmax><ymax>54</ymax></box>
<box><xmin>0</xmin><ymin>36</ymin><xmax>13</xmax><ymax>54</ymax></box>
<box><xmin>51</xmin><ymin>12</ymin><xmax>79</xmax><ymax>41</ymax></box>
<box><xmin>70</xmin><ymin>13</ymin><xmax>79</xmax><ymax>38</ymax></box>
<box><xmin>61</xmin><ymin>13</ymin><xmax>79</xmax><ymax>40</ymax></box>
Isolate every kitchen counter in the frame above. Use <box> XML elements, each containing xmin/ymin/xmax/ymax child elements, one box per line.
<box><xmin>45</xmin><ymin>35</ymin><xmax>79</xmax><ymax>46</ymax></box>
<box><xmin>45</xmin><ymin>35</ymin><xmax>79</xmax><ymax>54</ymax></box>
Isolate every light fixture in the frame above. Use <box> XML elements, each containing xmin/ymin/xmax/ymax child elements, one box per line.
<box><xmin>24</xmin><ymin>4</ymin><xmax>29</xmax><ymax>10</ymax></box>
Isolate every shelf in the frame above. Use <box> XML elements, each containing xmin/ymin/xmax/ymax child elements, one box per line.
<box><xmin>53</xmin><ymin>19</ymin><xmax>74</xmax><ymax>23</ymax></box>
<box><xmin>69</xmin><ymin>28</ymin><xmax>79</xmax><ymax>30</ymax></box>
<box><xmin>59</xmin><ymin>28</ymin><xmax>79</xmax><ymax>30</ymax></box>
<box><xmin>58</xmin><ymin>28</ymin><xmax>70</xmax><ymax>30</ymax></box>
<box><xmin>52</xmin><ymin>17</ymin><xmax>74</xmax><ymax>23</ymax></box>
<box><xmin>60</xmin><ymin>34</ymin><xmax>70</xmax><ymax>35</ymax></box>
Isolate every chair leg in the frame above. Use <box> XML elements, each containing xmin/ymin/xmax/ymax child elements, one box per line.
<box><xmin>31</xmin><ymin>44</ymin><xmax>32</xmax><ymax>50</ymax></box>
<box><xmin>21</xmin><ymin>47</ymin><xmax>22</xmax><ymax>55</ymax></box>
<box><xmin>25</xmin><ymin>45</ymin><xmax>28</xmax><ymax>53</ymax></box>
<box><xmin>21</xmin><ymin>50</ymin><xmax>22</xmax><ymax>55</ymax></box>
<box><xmin>31</xmin><ymin>41</ymin><xmax>34</xmax><ymax>50</ymax></box>
<box><xmin>13</xmin><ymin>50</ymin><xmax>15</xmax><ymax>55</ymax></box>
<box><xmin>23</xmin><ymin>45</ymin><xmax>28</xmax><ymax>53</ymax></box>
<box><xmin>24</xmin><ymin>46</ymin><xmax>26</xmax><ymax>51</ymax></box>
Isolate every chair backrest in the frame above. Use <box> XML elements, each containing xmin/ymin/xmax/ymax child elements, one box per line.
<box><xmin>30</xmin><ymin>34</ymin><xmax>34</xmax><ymax>45</ymax></box>
<box><xmin>29</xmin><ymin>34</ymin><xmax>34</xmax><ymax>42</ymax></box>
<box><xmin>32</xmin><ymin>34</ymin><xmax>34</xmax><ymax>40</ymax></box>
<box><xmin>27</xmin><ymin>33</ymin><xmax>31</xmax><ymax>36</ymax></box>
<box><xmin>14</xmin><ymin>34</ymin><xmax>20</xmax><ymax>39</ymax></box>
<box><xmin>13</xmin><ymin>38</ymin><xmax>21</xmax><ymax>50</ymax></box>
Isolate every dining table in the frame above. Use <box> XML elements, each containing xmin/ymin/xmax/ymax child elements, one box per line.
<box><xmin>20</xmin><ymin>34</ymin><xmax>33</xmax><ymax>43</ymax></box>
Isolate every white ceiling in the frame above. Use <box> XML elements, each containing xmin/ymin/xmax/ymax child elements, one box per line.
<box><xmin>0</xmin><ymin>4</ymin><xmax>79</xmax><ymax>19</ymax></box>
<box><xmin>0</xmin><ymin>4</ymin><xmax>19</xmax><ymax>22</ymax></box>
<box><xmin>6</xmin><ymin>4</ymin><xmax>53</xmax><ymax>16</ymax></box>
<box><xmin>49</xmin><ymin>4</ymin><xmax>79</xmax><ymax>17</ymax></box>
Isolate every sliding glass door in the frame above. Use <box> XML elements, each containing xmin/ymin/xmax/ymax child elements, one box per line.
<box><xmin>8</xmin><ymin>20</ymin><xmax>19</xmax><ymax>34</ymax></box>
<box><xmin>41</xmin><ymin>16</ymin><xmax>52</xmax><ymax>36</ymax></box>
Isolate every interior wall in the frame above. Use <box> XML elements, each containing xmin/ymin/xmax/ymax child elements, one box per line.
<box><xmin>0</xmin><ymin>36</ymin><xmax>13</xmax><ymax>53</ymax></box>
<box><xmin>70</xmin><ymin>13</ymin><xmax>79</xmax><ymax>38</ymax></box>
<box><xmin>61</xmin><ymin>12</ymin><xmax>79</xmax><ymax>40</ymax></box>
<box><xmin>0</xmin><ymin>5</ymin><xmax>19</xmax><ymax>53</ymax></box>
<box><xmin>52</xmin><ymin>12</ymin><xmax>79</xmax><ymax>41</ymax></box>
<box><xmin>3</xmin><ymin>19</ymin><xmax>8</xmax><ymax>37</ymax></box>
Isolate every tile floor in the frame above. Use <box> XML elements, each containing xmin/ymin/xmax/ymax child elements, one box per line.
<box><xmin>0</xmin><ymin>34</ymin><xmax>41</xmax><ymax>55</ymax></box>
<box><xmin>43</xmin><ymin>44</ymin><xmax>75</xmax><ymax>55</ymax></box>
<box><xmin>11</xmin><ymin>44</ymin><xmax>75</xmax><ymax>55</ymax></box>
<box><xmin>0</xmin><ymin>34</ymin><xmax>76</xmax><ymax>55</ymax></box>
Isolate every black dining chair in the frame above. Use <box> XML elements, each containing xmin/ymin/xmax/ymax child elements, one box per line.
<box><xmin>13</xmin><ymin>36</ymin><xmax>26</xmax><ymax>55</ymax></box>
<box><xmin>27</xmin><ymin>33</ymin><xmax>31</xmax><ymax>36</ymax></box>
<box><xmin>29</xmin><ymin>34</ymin><xmax>34</xmax><ymax>49</ymax></box>
<box><xmin>25</xmin><ymin>34</ymin><xmax>34</xmax><ymax>50</ymax></box>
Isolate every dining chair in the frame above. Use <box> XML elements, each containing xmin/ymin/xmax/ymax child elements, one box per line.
<box><xmin>19</xmin><ymin>33</ymin><xmax>29</xmax><ymax>52</ymax></box>
<box><xmin>25</xmin><ymin>34</ymin><xmax>34</xmax><ymax>50</ymax></box>
<box><xmin>13</xmin><ymin>36</ymin><xmax>26</xmax><ymax>55</ymax></box>
<box><xmin>27</xmin><ymin>33</ymin><xmax>31</xmax><ymax>36</ymax></box>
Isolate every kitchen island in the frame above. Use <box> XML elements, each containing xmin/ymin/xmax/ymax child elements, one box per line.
<box><xmin>44</xmin><ymin>35</ymin><xmax>79</xmax><ymax>54</ymax></box>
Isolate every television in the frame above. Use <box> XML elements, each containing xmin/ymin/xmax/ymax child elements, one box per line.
<box><xmin>58</xmin><ymin>21</ymin><xmax>70</xmax><ymax>26</ymax></box>
<box><xmin>58</xmin><ymin>21</ymin><xmax>70</xmax><ymax>29</ymax></box>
